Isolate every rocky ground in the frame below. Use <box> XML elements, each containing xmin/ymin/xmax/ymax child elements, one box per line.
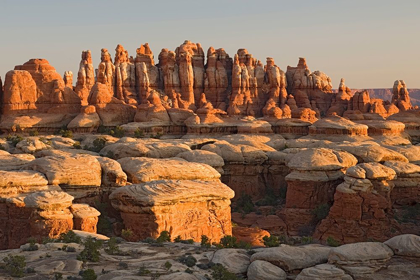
<box><xmin>0</xmin><ymin>232</ymin><xmax>419</xmax><ymax>280</ymax></box>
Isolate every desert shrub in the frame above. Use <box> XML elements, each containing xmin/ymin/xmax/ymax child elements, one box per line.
<box><xmin>97</xmin><ymin>125</ymin><xmax>109</xmax><ymax>134</ymax></box>
<box><xmin>326</xmin><ymin>236</ymin><xmax>341</xmax><ymax>247</ymax></box>
<box><xmin>3</xmin><ymin>255</ymin><xmax>26</xmax><ymax>277</ymax></box>
<box><xmin>185</xmin><ymin>268</ymin><xmax>193</xmax><ymax>274</ymax></box>
<box><xmin>312</xmin><ymin>203</ymin><xmax>331</xmax><ymax>222</ymax></box>
<box><xmin>234</xmin><ymin>194</ymin><xmax>255</xmax><ymax>214</ymax></box>
<box><xmin>134</xmin><ymin>128</ymin><xmax>144</xmax><ymax>138</ymax></box>
<box><xmin>73</xmin><ymin>141</ymin><xmax>82</xmax><ymax>149</ymax></box>
<box><xmin>77</xmin><ymin>237</ymin><xmax>102</xmax><ymax>262</ymax></box>
<box><xmin>104</xmin><ymin>237</ymin><xmax>122</xmax><ymax>255</ymax></box>
<box><xmin>201</xmin><ymin>235</ymin><xmax>211</xmax><ymax>249</ymax></box>
<box><xmin>138</xmin><ymin>265</ymin><xmax>151</xmax><ymax>276</ymax></box>
<box><xmin>109</xmin><ymin>126</ymin><xmax>125</xmax><ymax>138</ymax></box>
<box><xmin>164</xmin><ymin>261</ymin><xmax>172</xmax><ymax>270</ymax></box>
<box><xmin>54</xmin><ymin>272</ymin><xmax>63</xmax><ymax>280</ymax></box>
<box><xmin>23</xmin><ymin>238</ymin><xmax>39</xmax><ymax>251</ymax></box>
<box><xmin>89</xmin><ymin>137</ymin><xmax>107</xmax><ymax>153</ymax></box>
<box><xmin>178</xmin><ymin>255</ymin><xmax>197</xmax><ymax>267</ymax></box>
<box><xmin>262</xmin><ymin>235</ymin><xmax>280</xmax><ymax>247</ymax></box>
<box><xmin>0</xmin><ymin>144</ymin><xmax>5</xmax><ymax>150</ymax></box>
<box><xmin>29</xmin><ymin>129</ymin><xmax>39</xmax><ymax>136</ymax></box>
<box><xmin>81</xmin><ymin>269</ymin><xmax>97</xmax><ymax>280</ymax></box>
<box><xmin>60</xmin><ymin>129</ymin><xmax>73</xmax><ymax>139</ymax></box>
<box><xmin>211</xmin><ymin>264</ymin><xmax>239</xmax><ymax>280</ymax></box>
<box><xmin>156</xmin><ymin>231</ymin><xmax>171</xmax><ymax>243</ymax></box>
<box><xmin>300</xmin><ymin>236</ymin><xmax>313</xmax><ymax>245</ymax></box>
<box><xmin>174</xmin><ymin>235</ymin><xmax>182</xmax><ymax>243</ymax></box>
<box><xmin>121</xmin><ymin>229</ymin><xmax>134</xmax><ymax>241</ymax></box>
<box><xmin>151</xmin><ymin>132</ymin><xmax>162</xmax><ymax>139</ymax></box>
<box><xmin>58</xmin><ymin>231</ymin><xmax>82</xmax><ymax>244</ymax></box>
<box><xmin>181</xmin><ymin>239</ymin><xmax>195</xmax><ymax>244</ymax></box>
<box><xmin>218</xmin><ymin>235</ymin><xmax>237</xmax><ymax>248</ymax></box>
<box><xmin>7</xmin><ymin>135</ymin><xmax>24</xmax><ymax>147</ymax></box>
<box><xmin>255</xmin><ymin>188</ymin><xmax>279</xmax><ymax>207</ymax></box>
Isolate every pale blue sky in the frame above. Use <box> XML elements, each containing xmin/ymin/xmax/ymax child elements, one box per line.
<box><xmin>1</xmin><ymin>0</ymin><xmax>419</xmax><ymax>88</ymax></box>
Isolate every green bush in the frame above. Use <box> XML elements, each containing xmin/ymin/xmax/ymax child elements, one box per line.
<box><xmin>300</xmin><ymin>236</ymin><xmax>313</xmax><ymax>245</ymax></box>
<box><xmin>89</xmin><ymin>137</ymin><xmax>107</xmax><ymax>153</ymax></box>
<box><xmin>54</xmin><ymin>272</ymin><xmax>63</xmax><ymax>280</ymax></box>
<box><xmin>156</xmin><ymin>231</ymin><xmax>171</xmax><ymax>243</ymax></box>
<box><xmin>66</xmin><ymin>246</ymin><xmax>76</xmax><ymax>252</ymax></box>
<box><xmin>77</xmin><ymin>237</ymin><xmax>102</xmax><ymax>262</ymax></box>
<box><xmin>7</xmin><ymin>135</ymin><xmax>24</xmax><ymax>147</ymax></box>
<box><xmin>121</xmin><ymin>229</ymin><xmax>134</xmax><ymax>241</ymax></box>
<box><xmin>58</xmin><ymin>231</ymin><xmax>82</xmax><ymax>244</ymax></box>
<box><xmin>219</xmin><ymin>235</ymin><xmax>238</xmax><ymax>248</ymax></box>
<box><xmin>211</xmin><ymin>264</ymin><xmax>239</xmax><ymax>280</ymax></box>
<box><xmin>312</xmin><ymin>203</ymin><xmax>331</xmax><ymax>222</ymax></box>
<box><xmin>29</xmin><ymin>129</ymin><xmax>39</xmax><ymax>136</ymax></box>
<box><xmin>138</xmin><ymin>265</ymin><xmax>151</xmax><ymax>276</ymax></box>
<box><xmin>73</xmin><ymin>141</ymin><xmax>82</xmax><ymax>149</ymax></box>
<box><xmin>104</xmin><ymin>237</ymin><xmax>122</xmax><ymax>255</ymax></box>
<box><xmin>234</xmin><ymin>194</ymin><xmax>255</xmax><ymax>214</ymax></box>
<box><xmin>201</xmin><ymin>235</ymin><xmax>211</xmax><ymax>249</ymax></box>
<box><xmin>174</xmin><ymin>235</ymin><xmax>182</xmax><ymax>243</ymax></box>
<box><xmin>118</xmin><ymin>262</ymin><xmax>128</xmax><ymax>269</ymax></box>
<box><xmin>326</xmin><ymin>236</ymin><xmax>341</xmax><ymax>247</ymax></box>
<box><xmin>23</xmin><ymin>238</ymin><xmax>39</xmax><ymax>251</ymax></box>
<box><xmin>134</xmin><ymin>128</ymin><xmax>144</xmax><ymax>138</ymax></box>
<box><xmin>109</xmin><ymin>126</ymin><xmax>125</xmax><ymax>138</ymax></box>
<box><xmin>81</xmin><ymin>269</ymin><xmax>97</xmax><ymax>280</ymax></box>
<box><xmin>178</xmin><ymin>255</ymin><xmax>197</xmax><ymax>267</ymax></box>
<box><xmin>60</xmin><ymin>129</ymin><xmax>73</xmax><ymax>139</ymax></box>
<box><xmin>3</xmin><ymin>255</ymin><xmax>26</xmax><ymax>277</ymax></box>
<box><xmin>262</xmin><ymin>235</ymin><xmax>280</xmax><ymax>247</ymax></box>
<box><xmin>164</xmin><ymin>261</ymin><xmax>172</xmax><ymax>270</ymax></box>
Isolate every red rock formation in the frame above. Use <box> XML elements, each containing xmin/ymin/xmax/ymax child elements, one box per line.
<box><xmin>286</xmin><ymin>58</ymin><xmax>334</xmax><ymax>116</ymax></box>
<box><xmin>204</xmin><ymin>47</ymin><xmax>232</xmax><ymax>110</ymax></box>
<box><xmin>87</xmin><ymin>83</ymin><xmax>136</xmax><ymax>126</ymax></box>
<box><xmin>134</xmin><ymin>91</ymin><xmax>171</xmax><ymax>123</ymax></box>
<box><xmin>232</xmin><ymin>226</ymin><xmax>270</xmax><ymax>247</ymax></box>
<box><xmin>327</xmin><ymin>78</ymin><xmax>352</xmax><ymax>116</ymax></box>
<box><xmin>175</xmin><ymin>40</ymin><xmax>205</xmax><ymax>108</ymax></box>
<box><xmin>110</xmin><ymin>180</ymin><xmax>234</xmax><ymax>242</ymax></box>
<box><xmin>63</xmin><ymin>71</ymin><xmax>73</xmax><ymax>88</ymax></box>
<box><xmin>315</xmin><ymin>163</ymin><xmax>400</xmax><ymax>243</ymax></box>
<box><xmin>114</xmin><ymin>44</ymin><xmax>137</xmax><ymax>104</ymax></box>
<box><xmin>71</xmin><ymin>203</ymin><xmax>100</xmax><ymax>233</ymax></box>
<box><xmin>97</xmin><ymin>48</ymin><xmax>115</xmax><ymax>97</ymax></box>
<box><xmin>392</xmin><ymin>80</ymin><xmax>413</xmax><ymax>111</ymax></box>
<box><xmin>228</xmin><ymin>49</ymin><xmax>265</xmax><ymax>117</ymax></box>
<box><xmin>75</xmin><ymin>50</ymin><xmax>95</xmax><ymax>105</ymax></box>
<box><xmin>282</xmin><ymin>148</ymin><xmax>357</xmax><ymax>235</ymax></box>
<box><xmin>135</xmin><ymin>43</ymin><xmax>159</xmax><ymax>104</ymax></box>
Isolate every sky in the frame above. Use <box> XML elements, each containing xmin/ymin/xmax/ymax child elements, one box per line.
<box><xmin>0</xmin><ymin>0</ymin><xmax>419</xmax><ymax>88</ymax></box>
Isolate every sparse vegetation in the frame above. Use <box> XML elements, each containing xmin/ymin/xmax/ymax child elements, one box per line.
<box><xmin>397</xmin><ymin>204</ymin><xmax>420</xmax><ymax>225</ymax></box>
<box><xmin>211</xmin><ymin>264</ymin><xmax>239</xmax><ymax>280</ymax></box>
<box><xmin>88</xmin><ymin>137</ymin><xmax>107</xmax><ymax>153</ymax></box>
<box><xmin>326</xmin><ymin>236</ymin><xmax>341</xmax><ymax>247</ymax></box>
<box><xmin>234</xmin><ymin>194</ymin><xmax>255</xmax><ymax>214</ymax></box>
<box><xmin>58</xmin><ymin>231</ymin><xmax>82</xmax><ymax>244</ymax></box>
<box><xmin>134</xmin><ymin>128</ymin><xmax>144</xmax><ymax>138</ymax></box>
<box><xmin>164</xmin><ymin>261</ymin><xmax>172</xmax><ymax>271</ymax></box>
<box><xmin>81</xmin><ymin>269</ymin><xmax>97</xmax><ymax>280</ymax></box>
<box><xmin>59</xmin><ymin>129</ymin><xmax>73</xmax><ymax>139</ymax></box>
<box><xmin>73</xmin><ymin>141</ymin><xmax>82</xmax><ymax>149</ymax></box>
<box><xmin>312</xmin><ymin>203</ymin><xmax>331</xmax><ymax>222</ymax></box>
<box><xmin>121</xmin><ymin>229</ymin><xmax>134</xmax><ymax>241</ymax></box>
<box><xmin>3</xmin><ymin>255</ymin><xmax>26</xmax><ymax>277</ymax></box>
<box><xmin>262</xmin><ymin>235</ymin><xmax>280</xmax><ymax>247</ymax></box>
<box><xmin>29</xmin><ymin>129</ymin><xmax>39</xmax><ymax>136</ymax></box>
<box><xmin>201</xmin><ymin>235</ymin><xmax>211</xmax><ymax>249</ymax></box>
<box><xmin>23</xmin><ymin>238</ymin><xmax>39</xmax><ymax>251</ymax></box>
<box><xmin>77</xmin><ymin>237</ymin><xmax>103</xmax><ymax>262</ymax></box>
<box><xmin>156</xmin><ymin>231</ymin><xmax>171</xmax><ymax>243</ymax></box>
<box><xmin>109</xmin><ymin>126</ymin><xmax>125</xmax><ymax>138</ymax></box>
<box><xmin>178</xmin><ymin>255</ymin><xmax>197</xmax><ymax>267</ymax></box>
<box><xmin>7</xmin><ymin>135</ymin><xmax>24</xmax><ymax>147</ymax></box>
<box><xmin>138</xmin><ymin>265</ymin><xmax>151</xmax><ymax>276</ymax></box>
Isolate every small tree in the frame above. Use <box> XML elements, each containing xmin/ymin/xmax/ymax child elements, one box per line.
<box><xmin>3</xmin><ymin>255</ymin><xmax>26</xmax><ymax>277</ymax></box>
<box><xmin>77</xmin><ymin>237</ymin><xmax>102</xmax><ymax>262</ymax></box>
<box><xmin>156</xmin><ymin>231</ymin><xmax>171</xmax><ymax>243</ymax></box>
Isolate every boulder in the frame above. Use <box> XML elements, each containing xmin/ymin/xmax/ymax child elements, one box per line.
<box><xmin>250</xmin><ymin>244</ymin><xmax>331</xmax><ymax>271</ymax></box>
<box><xmin>212</xmin><ymin>249</ymin><xmax>250</xmax><ymax>274</ymax></box>
<box><xmin>328</xmin><ymin>242</ymin><xmax>394</xmax><ymax>276</ymax></box>
<box><xmin>384</xmin><ymin>234</ymin><xmax>420</xmax><ymax>257</ymax></box>
<box><xmin>296</xmin><ymin>264</ymin><xmax>352</xmax><ymax>280</ymax></box>
<box><xmin>247</xmin><ymin>260</ymin><xmax>287</xmax><ymax>280</ymax></box>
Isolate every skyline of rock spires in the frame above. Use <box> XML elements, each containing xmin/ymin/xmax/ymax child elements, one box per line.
<box><xmin>0</xmin><ymin>40</ymin><xmax>417</xmax><ymax>133</ymax></box>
